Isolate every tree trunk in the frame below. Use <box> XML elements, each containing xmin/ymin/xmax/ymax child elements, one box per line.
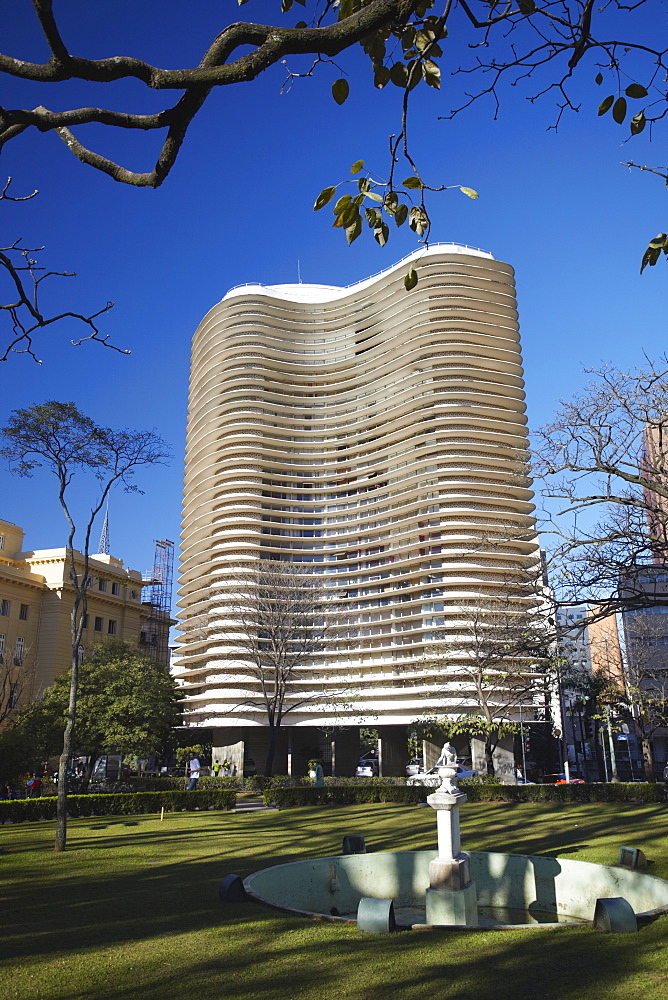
<box><xmin>640</xmin><ymin>735</ymin><xmax>656</xmax><ymax>782</ymax></box>
<box><xmin>264</xmin><ymin>724</ymin><xmax>278</xmax><ymax>777</ymax></box>
<box><xmin>55</xmin><ymin>659</ymin><xmax>78</xmax><ymax>852</ymax></box>
<box><xmin>484</xmin><ymin>737</ymin><xmax>495</xmax><ymax>777</ymax></box>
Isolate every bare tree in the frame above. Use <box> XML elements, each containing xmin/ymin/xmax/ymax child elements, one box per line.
<box><xmin>0</xmin><ymin>638</ymin><xmax>35</xmax><ymax>727</ymax></box>
<box><xmin>424</xmin><ymin>580</ymin><xmax>554</xmax><ymax>775</ymax></box>
<box><xmin>613</xmin><ymin>611</ymin><xmax>668</xmax><ymax>782</ymax></box>
<box><xmin>201</xmin><ymin>559</ymin><xmax>347</xmax><ymax>776</ymax></box>
<box><xmin>535</xmin><ymin>359</ymin><xmax>668</xmax><ymax>619</ymax></box>
<box><xmin>0</xmin><ymin>401</ymin><xmax>169</xmax><ymax>851</ymax></box>
<box><xmin>0</xmin><ymin>3</ymin><xmax>663</xmax><ymax>259</ymax></box>
<box><xmin>0</xmin><ymin>179</ymin><xmax>118</xmax><ymax>362</ymax></box>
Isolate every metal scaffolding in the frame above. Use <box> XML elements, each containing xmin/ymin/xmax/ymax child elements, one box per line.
<box><xmin>141</xmin><ymin>539</ymin><xmax>174</xmax><ymax>668</ymax></box>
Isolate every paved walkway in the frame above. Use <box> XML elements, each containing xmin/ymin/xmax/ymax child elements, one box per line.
<box><xmin>233</xmin><ymin>795</ymin><xmax>276</xmax><ymax>813</ymax></box>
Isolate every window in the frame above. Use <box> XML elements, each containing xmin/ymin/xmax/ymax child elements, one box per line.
<box><xmin>19</xmin><ymin>604</ymin><xmax>29</xmax><ymax>621</ymax></box>
<box><xmin>0</xmin><ymin>634</ymin><xmax>4</xmax><ymax>661</ymax></box>
<box><xmin>94</xmin><ymin>617</ymin><xmax>103</xmax><ymax>632</ymax></box>
<box><xmin>111</xmin><ymin>582</ymin><xmax>120</xmax><ymax>596</ymax></box>
<box><xmin>83</xmin><ymin>614</ymin><xmax>89</xmax><ymax>629</ymax></box>
<box><xmin>0</xmin><ymin>535</ymin><xmax>4</xmax><ymax>549</ymax></box>
<box><xmin>98</xmin><ymin>579</ymin><xmax>107</xmax><ymax>593</ymax></box>
<box><xmin>14</xmin><ymin>637</ymin><xmax>24</xmax><ymax>665</ymax></box>
<box><xmin>0</xmin><ymin>599</ymin><xmax>10</xmax><ymax>616</ymax></box>
<box><xmin>107</xmin><ymin>620</ymin><xmax>117</xmax><ymax>635</ymax></box>
<box><xmin>130</xmin><ymin>590</ymin><xmax>138</xmax><ymax>600</ymax></box>
<box><xmin>8</xmin><ymin>682</ymin><xmax>19</xmax><ymax>710</ymax></box>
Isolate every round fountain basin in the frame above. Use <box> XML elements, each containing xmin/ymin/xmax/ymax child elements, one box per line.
<box><xmin>243</xmin><ymin>850</ymin><xmax>668</xmax><ymax>929</ymax></box>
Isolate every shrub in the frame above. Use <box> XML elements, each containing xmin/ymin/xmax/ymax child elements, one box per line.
<box><xmin>0</xmin><ymin>789</ymin><xmax>236</xmax><ymax>824</ymax></box>
<box><xmin>460</xmin><ymin>782</ymin><xmax>667</xmax><ymax>804</ymax></box>
<box><xmin>262</xmin><ymin>785</ymin><xmax>427</xmax><ymax>808</ymax></box>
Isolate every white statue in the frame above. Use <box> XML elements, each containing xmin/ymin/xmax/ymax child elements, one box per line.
<box><xmin>436</xmin><ymin>742</ymin><xmax>457</xmax><ymax>768</ymax></box>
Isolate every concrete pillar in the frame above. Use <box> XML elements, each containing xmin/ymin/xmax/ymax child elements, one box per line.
<box><xmin>423</xmin><ymin>738</ymin><xmax>441</xmax><ymax>770</ymax></box>
<box><xmin>471</xmin><ymin>734</ymin><xmax>515</xmax><ymax>782</ymax></box>
<box><xmin>331</xmin><ymin>729</ymin><xmax>361</xmax><ymax>777</ymax></box>
<box><xmin>377</xmin><ymin>725</ymin><xmax>408</xmax><ymax>776</ymax></box>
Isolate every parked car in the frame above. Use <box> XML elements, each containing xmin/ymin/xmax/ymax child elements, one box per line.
<box><xmin>663</xmin><ymin>764</ymin><xmax>668</xmax><ymax>782</ymax></box>
<box><xmin>405</xmin><ymin>758</ymin><xmax>424</xmax><ymax>777</ymax></box>
<box><xmin>541</xmin><ymin>773</ymin><xmax>585</xmax><ymax>784</ymax></box>
<box><xmin>407</xmin><ymin>764</ymin><xmax>478</xmax><ymax>787</ymax></box>
<box><xmin>355</xmin><ymin>754</ymin><xmax>379</xmax><ymax>777</ymax></box>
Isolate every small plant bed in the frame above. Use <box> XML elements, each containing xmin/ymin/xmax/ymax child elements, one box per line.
<box><xmin>0</xmin><ymin>788</ymin><xmax>236</xmax><ymax>823</ymax></box>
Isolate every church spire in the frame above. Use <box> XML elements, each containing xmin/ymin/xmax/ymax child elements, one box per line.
<box><xmin>98</xmin><ymin>504</ymin><xmax>110</xmax><ymax>555</ymax></box>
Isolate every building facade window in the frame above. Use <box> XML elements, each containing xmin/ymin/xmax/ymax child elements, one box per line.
<box><xmin>98</xmin><ymin>579</ymin><xmax>108</xmax><ymax>593</ymax></box>
<box><xmin>19</xmin><ymin>603</ymin><xmax>29</xmax><ymax>621</ymax></box>
<box><xmin>0</xmin><ymin>535</ymin><xmax>4</xmax><ymax>550</ymax></box>
<box><xmin>94</xmin><ymin>616</ymin><xmax>103</xmax><ymax>632</ymax></box>
<box><xmin>111</xmin><ymin>582</ymin><xmax>120</xmax><ymax>596</ymax></box>
<box><xmin>14</xmin><ymin>637</ymin><xmax>24</xmax><ymax>665</ymax></box>
<box><xmin>107</xmin><ymin>620</ymin><xmax>117</xmax><ymax>635</ymax></box>
<box><xmin>8</xmin><ymin>682</ymin><xmax>19</xmax><ymax>710</ymax></box>
<box><xmin>0</xmin><ymin>634</ymin><xmax>5</xmax><ymax>661</ymax></box>
<box><xmin>0</xmin><ymin>599</ymin><xmax>10</xmax><ymax>616</ymax></box>
<box><xmin>83</xmin><ymin>614</ymin><xmax>89</xmax><ymax>629</ymax></box>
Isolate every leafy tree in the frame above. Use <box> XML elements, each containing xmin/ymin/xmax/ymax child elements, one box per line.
<box><xmin>0</xmin><ymin>402</ymin><xmax>169</xmax><ymax>850</ymax></box>
<box><xmin>6</xmin><ymin>642</ymin><xmax>179</xmax><ymax>784</ymax></box>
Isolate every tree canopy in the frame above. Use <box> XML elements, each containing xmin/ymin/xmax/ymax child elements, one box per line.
<box><xmin>3</xmin><ymin>642</ymin><xmax>179</xmax><ymax>779</ymax></box>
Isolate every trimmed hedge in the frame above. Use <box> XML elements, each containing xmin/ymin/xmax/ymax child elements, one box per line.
<box><xmin>262</xmin><ymin>781</ymin><xmax>667</xmax><ymax>808</ymax></box>
<box><xmin>0</xmin><ymin>789</ymin><xmax>236</xmax><ymax>824</ymax></box>
<box><xmin>262</xmin><ymin>785</ymin><xmax>428</xmax><ymax>807</ymax></box>
<box><xmin>132</xmin><ymin>774</ymin><xmax>407</xmax><ymax>793</ymax></box>
<box><xmin>460</xmin><ymin>781</ymin><xmax>667</xmax><ymax>804</ymax></box>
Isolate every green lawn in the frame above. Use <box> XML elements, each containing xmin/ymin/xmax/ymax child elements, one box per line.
<box><xmin>1</xmin><ymin>801</ymin><xmax>667</xmax><ymax>1000</ymax></box>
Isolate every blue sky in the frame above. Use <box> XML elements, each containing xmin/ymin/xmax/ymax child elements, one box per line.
<box><xmin>0</xmin><ymin>1</ymin><xmax>665</xmax><ymax>599</ymax></box>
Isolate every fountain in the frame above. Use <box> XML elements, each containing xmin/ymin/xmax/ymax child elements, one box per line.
<box><xmin>240</xmin><ymin>757</ymin><xmax>668</xmax><ymax>932</ymax></box>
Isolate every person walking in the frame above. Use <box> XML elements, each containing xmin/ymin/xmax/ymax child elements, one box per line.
<box><xmin>212</xmin><ymin>761</ymin><xmax>221</xmax><ymax>777</ymax></box>
<box><xmin>187</xmin><ymin>753</ymin><xmax>201</xmax><ymax>791</ymax></box>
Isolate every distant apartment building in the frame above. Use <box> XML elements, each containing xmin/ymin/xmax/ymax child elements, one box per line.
<box><xmin>176</xmin><ymin>245</ymin><xmax>543</xmax><ymax>776</ymax></box>
<box><xmin>0</xmin><ymin>518</ymin><xmax>151</xmax><ymax>714</ymax></box>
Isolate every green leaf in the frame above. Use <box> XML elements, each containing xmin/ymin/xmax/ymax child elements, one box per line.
<box><xmin>374</xmin><ymin>65</ymin><xmax>390</xmax><ymax>89</ymax></box>
<box><xmin>281</xmin><ymin>0</ymin><xmax>293</xmax><ymax>12</ymax></box>
<box><xmin>612</xmin><ymin>96</ymin><xmax>627</xmax><ymax>124</ymax></box>
<box><xmin>351</xmin><ymin>159</ymin><xmax>364</xmax><ymax>174</ymax></box>
<box><xmin>345</xmin><ymin>215</ymin><xmax>362</xmax><ymax>245</ymax></box>
<box><xmin>625</xmin><ymin>83</ymin><xmax>648</xmax><ymax>99</ymax></box>
<box><xmin>422</xmin><ymin>59</ymin><xmax>441</xmax><ymax>89</ymax></box>
<box><xmin>374</xmin><ymin>222</ymin><xmax>390</xmax><ymax>247</ymax></box>
<box><xmin>598</xmin><ymin>95</ymin><xmax>614</xmax><ymax>116</ymax></box>
<box><xmin>630</xmin><ymin>111</ymin><xmax>646</xmax><ymax>136</ymax></box>
<box><xmin>334</xmin><ymin>194</ymin><xmax>352</xmax><ymax>214</ymax></box>
<box><xmin>389</xmin><ymin>62</ymin><xmax>408</xmax><ymax>88</ymax></box>
<box><xmin>294</xmin><ymin>21</ymin><xmax>307</xmax><ymax>28</ymax></box>
<box><xmin>459</xmin><ymin>186</ymin><xmax>479</xmax><ymax>200</ymax></box>
<box><xmin>365</xmin><ymin>207</ymin><xmax>381</xmax><ymax>227</ymax></box>
<box><xmin>395</xmin><ymin>204</ymin><xmax>408</xmax><ymax>227</ymax></box>
<box><xmin>402</xmin><ymin>176</ymin><xmax>423</xmax><ymax>189</ymax></box>
<box><xmin>595</xmin><ymin>72</ymin><xmax>603</xmax><ymax>86</ymax></box>
<box><xmin>404</xmin><ymin>266</ymin><xmax>418</xmax><ymax>291</ymax></box>
<box><xmin>409</xmin><ymin>205</ymin><xmax>429</xmax><ymax>237</ymax></box>
<box><xmin>364</xmin><ymin>191</ymin><xmax>383</xmax><ymax>202</ymax></box>
<box><xmin>332</xmin><ymin>78</ymin><xmax>350</xmax><ymax>105</ymax></box>
<box><xmin>384</xmin><ymin>191</ymin><xmax>399</xmax><ymax>215</ymax></box>
<box><xmin>358</xmin><ymin>177</ymin><xmax>370</xmax><ymax>194</ymax></box>
<box><xmin>333</xmin><ymin>204</ymin><xmax>357</xmax><ymax>229</ymax></box>
<box><xmin>314</xmin><ymin>186</ymin><xmax>336</xmax><ymax>212</ymax></box>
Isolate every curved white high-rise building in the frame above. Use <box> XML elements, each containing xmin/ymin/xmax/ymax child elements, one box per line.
<box><xmin>176</xmin><ymin>244</ymin><xmax>539</xmax><ymax>775</ymax></box>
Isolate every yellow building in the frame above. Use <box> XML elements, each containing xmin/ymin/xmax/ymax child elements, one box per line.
<box><xmin>0</xmin><ymin>518</ymin><xmax>151</xmax><ymax>713</ymax></box>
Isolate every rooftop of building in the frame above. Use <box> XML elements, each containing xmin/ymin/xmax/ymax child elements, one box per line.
<box><xmin>221</xmin><ymin>242</ymin><xmax>496</xmax><ymax>304</ymax></box>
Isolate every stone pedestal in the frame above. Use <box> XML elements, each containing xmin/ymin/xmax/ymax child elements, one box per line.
<box><xmin>425</xmin><ymin>762</ymin><xmax>477</xmax><ymax>926</ymax></box>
